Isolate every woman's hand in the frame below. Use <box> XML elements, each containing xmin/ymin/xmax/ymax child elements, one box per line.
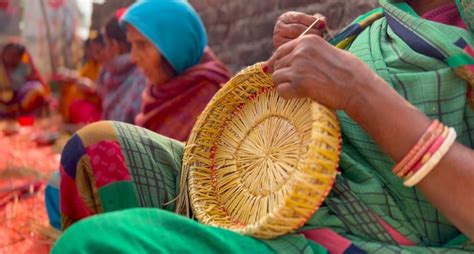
<box><xmin>51</xmin><ymin>67</ymin><xmax>79</xmax><ymax>83</ymax></box>
<box><xmin>269</xmin><ymin>34</ymin><xmax>474</xmax><ymax>241</ymax></box>
<box><xmin>76</xmin><ymin>77</ymin><xmax>96</xmax><ymax>93</ymax></box>
<box><xmin>267</xmin><ymin>34</ymin><xmax>384</xmax><ymax>112</ymax></box>
<box><xmin>273</xmin><ymin>12</ymin><xmax>327</xmax><ymax>50</ymax></box>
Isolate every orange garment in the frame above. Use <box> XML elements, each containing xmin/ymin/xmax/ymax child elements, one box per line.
<box><xmin>59</xmin><ymin>60</ymin><xmax>101</xmax><ymax>122</ymax></box>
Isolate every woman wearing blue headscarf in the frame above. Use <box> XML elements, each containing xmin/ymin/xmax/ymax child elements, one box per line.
<box><xmin>124</xmin><ymin>0</ymin><xmax>232</xmax><ymax>142</ymax></box>
<box><xmin>53</xmin><ymin>1</ymin><xmax>240</xmax><ymax>252</ymax></box>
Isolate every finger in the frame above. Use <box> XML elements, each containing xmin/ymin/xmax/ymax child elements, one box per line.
<box><xmin>273</xmin><ymin>52</ymin><xmax>294</xmax><ymax>72</ymax></box>
<box><xmin>271</xmin><ymin>67</ymin><xmax>293</xmax><ymax>86</ymax></box>
<box><xmin>267</xmin><ymin>40</ymin><xmax>299</xmax><ymax>73</ymax></box>
<box><xmin>273</xmin><ymin>37</ymin><xmax>292</xmax><ymax>49</ymax></box>
<box><xmin>281</xmin><ymin>12</ymin><xmax>320</xmax><ymax>27</ymax></box>
<box><xmin>312</xmin><ymin>13</ymin><xmax>328</xmax><ymax>29</ymax></box>
<box><xmin>276</xmin><ymin>82</ymin><xmax>300</xmax><ymax>99</ymax></box>
<box><xmin>277</xmin><ymin>22</ymin><xmax>325</xmax><ymax>39</ymax></box>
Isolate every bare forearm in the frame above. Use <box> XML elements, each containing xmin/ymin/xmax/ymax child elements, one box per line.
<box><xmin>346</xmin><ymin>74</ymin><xmax>474</xmax><ymax>240</ymax></box>
<box><xmin>419</xmin><ymin>144</ymin><xmax>474</xmax><ymax>239</ymax></box>
<box><xmin>267</xmin><ymin>33</ymin><xmax>474</xmax><ymax>239</ymax></box>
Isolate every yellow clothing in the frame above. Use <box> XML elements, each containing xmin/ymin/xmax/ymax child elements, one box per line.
<box><xmin>79</xmin><ymin>59</ymin><xmax>101</xmax><ymax>80</ymax></box>
<box><xmin>59</xmin><ymin>60</ymin><xmax>101</xmax><ymax>122</ymax></box>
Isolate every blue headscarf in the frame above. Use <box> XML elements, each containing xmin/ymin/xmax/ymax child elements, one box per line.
<box><xmin>121</xmin><ymin>0</ymin><xmax>207</xmax><ymax>74</ymax></box>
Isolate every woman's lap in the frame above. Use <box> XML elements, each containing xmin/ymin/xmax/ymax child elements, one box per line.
<box><xmin>59</xmin><ymin>121</ymin><xmax>184</xmax><ymax>229</ymax></box>
<box><xmin>53</xmin><ymin>208</ymin><xmax>277</xmax><ymax>254</ymax></box>
<box><xmin>56</xmin><ymin>121</ymin><xmax>331</xmax><ymax>253</ymax></box>
<box><xmin>17</xmin><ymin>81</ymin><xmax>47</xmax><ymax>111</ymax></box>
<box><xmin>54</xmin><ymin>120</ymin><xmax>472</xmax><ymax>253</ymax></box>
<box><xmin>0</xmin><ymin>81</ymin><xmax>47</xmax><ymax>117</ymax></box>
<box><xmin>68</xmin><ymin>99</ymin><xmax>101</xmax><ymax>124</ymax></box>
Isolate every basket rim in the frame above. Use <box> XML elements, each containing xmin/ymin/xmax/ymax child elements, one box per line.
<box><xmin>182</xmin><ymin>63</ymin><xmax>341</xmax><ymax>239</ymax></box>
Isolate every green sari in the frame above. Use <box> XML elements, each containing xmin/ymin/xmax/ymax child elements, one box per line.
<box><xmin>301</xmin><ymin>0</ymin><xmax>474</xmax><ymax>252</ymax></box>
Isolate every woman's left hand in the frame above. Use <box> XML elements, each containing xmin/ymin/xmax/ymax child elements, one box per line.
<box><xmin>51</xmin><ymin>67</ymin><xmax>79</xmax><ymax>83</ymax></box>
<box><xmin>266</xmin><ymin>34</ymin><xmax>383</xmax><ymax>112</ymax></box>
<box><xmin>76</xmin><ymin>78</ymin><xmax>96</xmax><ymax>93</ymax></box>
<box><xmin>273</xmin><ymin>12</ymin><xmax>327</xmax><ymax>50</ymax></box>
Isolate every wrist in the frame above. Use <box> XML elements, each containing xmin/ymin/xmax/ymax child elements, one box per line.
<box><xmin>342</xmin><ymin>71</ymin><xmax>432</xmax><ymax>161</ymax></box>
<box><xmin>344</xmin><ymin>71</ymin><xmax>385</xmax><ymax>122</ymax></box>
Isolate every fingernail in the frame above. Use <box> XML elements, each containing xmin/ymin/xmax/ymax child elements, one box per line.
<box><xmin>262</xmin><ymin>63</ymin><xmax>269</xmax><ymax>73</ymax></box>
<box><xmin>318</xmin><ymin>21</ymin><xmax>326</xmax><ymax>29</ymax></box>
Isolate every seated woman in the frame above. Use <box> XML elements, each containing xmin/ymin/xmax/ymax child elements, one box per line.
<box><xmin>124</xmin><ymin>1</ymin><xmax>231</xmax><ymax>141</ymax></box>
<box><xmin>53</xmin><ymin>0</ymin><xmax>474</xmax><ymax>253</ymax></box>
<box><xmin>44</xmin><ymin>11</ymin><xmax>147</xmax><ymax>230</ymax></box>
<box><xmin>44</xmin><ymin>1</ymin><xmax>230</xmax><ymax>230</ymax></box>
<box><xmin>56</xmin><ymin>32</ymin><xmax>106</xmax><ymax>123</ymax></box>
<box><xmin>0</xmin><ymin>42</ymin><xmax>49</xmax><ymax>118</ymax></box>
<box><xmin>67</xmin><ymin>11</ymin><xmax>147</xmax><ymax>124</ymax></box>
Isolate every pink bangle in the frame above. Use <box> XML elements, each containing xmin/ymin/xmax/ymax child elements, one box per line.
<box><xmin>404</xmin><ymin>128</ymin><xmax>457</xmax><ymax>187</ymax></box>
<box><xmin>392</xmin><ymin>120</ymin><xmax>441</xmax><ymax>176</ymax></box>
<box><xmin>407</xmin><ymin>127</ymin><xmax>449</xmax><ymax>177</ymax></box>
<box><xmin>395</xmin><ymin>123</ymin><xmax>445</xmax><ymax>178</ymax></box>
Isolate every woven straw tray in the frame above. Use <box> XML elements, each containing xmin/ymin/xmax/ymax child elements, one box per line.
<box><xmin>181</xmin><ymin>63</ymin><xmax>341</xmax><ymax>239</ymax></box>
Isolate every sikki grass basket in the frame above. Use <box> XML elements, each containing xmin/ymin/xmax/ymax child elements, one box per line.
<box><xmin>178</xmin><ymin>63</ymin><xmax>341</xmax><ymax>239</ymax></box>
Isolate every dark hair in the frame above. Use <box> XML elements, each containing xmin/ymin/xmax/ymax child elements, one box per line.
<box><xmin>85</xmin><ymin>33</ymin><xmax>104</xmax><ymax>48</ymax></box>
<box><xmin>104</xmin><ymin>14</ymin><xmax>131</xmax><ymax>51</ymax></box>
<box><xmin>2</xmin><ymin>42</ymin><xmax>25</xmax><ymax>56</ymax></box>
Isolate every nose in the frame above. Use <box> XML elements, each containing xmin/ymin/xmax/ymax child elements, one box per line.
<box><xmin>130</xmin><ymin>45</ymin><xmax>139</xmax><ymax>65</ymax></box>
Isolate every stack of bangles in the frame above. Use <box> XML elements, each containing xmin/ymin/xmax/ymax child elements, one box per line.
<box><xmin>392</xmin><ymin>120</ymin><xmax>457</xmax><ymax>187</ymax></box>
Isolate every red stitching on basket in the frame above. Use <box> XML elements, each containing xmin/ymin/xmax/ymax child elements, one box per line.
<box><xmin>208</xmin><ymin>86</ymin><xmax>273</xmax><ymax>227</ymax></box>
<box><xmin>292</xmin><ymin>121</ymin><xmax>342</xmax><ymax>231</ymax></box>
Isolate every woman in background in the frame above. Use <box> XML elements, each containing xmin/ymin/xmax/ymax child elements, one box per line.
<box><xmin>56</xmin><ymin>32</ymin><xmax>106</xmax><ymax>123</ymax></box>
<box><xmin>66</xmin><ymin>10</ymin><xmax>147</xmax><ymax>124</ymax></box>
<box><xmin>124</xmin><ymin>0</ymin><xmax>231</xmax><ymax>141</ymax></box>
<box><xmin>0</xmin><ymin>42</ymin><xmax>49</xmax><ymax>118</ymax></box>
<box><xmin>45</xmin><ymin>10</ymin><xmax>147</xmax><ymax>230</ymax></box>
<box><xmin>51</xmin><ymin>0</ymin><xmax>231</xmax><ymax>234</ymax></box>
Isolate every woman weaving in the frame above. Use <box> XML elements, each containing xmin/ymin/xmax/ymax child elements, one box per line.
<box><xmin>53</xmin><ymin>0</ymin><xmax>473</xmax><ymax>253</ymax></box>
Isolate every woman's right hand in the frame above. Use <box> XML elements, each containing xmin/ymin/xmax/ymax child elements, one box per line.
<box><xmin>273</xmin><ymin>12</ymin><xmax>327</xmax><ymax>50</ymax></box>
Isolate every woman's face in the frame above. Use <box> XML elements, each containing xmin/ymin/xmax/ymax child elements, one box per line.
<box><xmin>85</xmin><ymin>41</ymin><xmax>109</xmax><ymax>64</ymax></box>
<box><xmin>89</xmin><ymin>41</ymin><xmax>109</xmax><ymax>64</ymax></box>
<box><xmin>103</xmin><ymin>34</ymin><xmax>121</xmax><ymax>61</ymax></box>
<box><xmin>126</xmin><ymin>24</ymin><xmax>172</xmax><ymax>86</ymax></box>
<box><xmin>2</xmin><ymin>47</ymin><xmax>22</xmax><ymax>69</ymax></box>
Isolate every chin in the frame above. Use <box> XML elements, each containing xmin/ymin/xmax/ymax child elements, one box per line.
<box><xmin>149</xmin><ymin>76</ymin><xmax>162</xmax><ymax>85</ymax></box>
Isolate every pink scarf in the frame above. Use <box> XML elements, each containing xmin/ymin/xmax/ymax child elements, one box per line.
<box><xmin>135</xmin><ymin>48</ymin><xmax>231</xmax><ymax>141</ymax></box>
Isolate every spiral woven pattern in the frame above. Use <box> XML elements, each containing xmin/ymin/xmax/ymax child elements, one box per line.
<box><xmin>182</xmin><ymin>63</ymin><xmax>341</xmax><ymax>239</ymax></box>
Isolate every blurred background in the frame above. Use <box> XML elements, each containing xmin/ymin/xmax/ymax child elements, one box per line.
<box><xmin>0</xmin><ymin>0</ymin><xmax>134</xmax><ymax>76</ymax></box>
<box><xmin>1</xmin><ymin>0</ymin><xmax>378</xmax><ymax>75</ymax></box>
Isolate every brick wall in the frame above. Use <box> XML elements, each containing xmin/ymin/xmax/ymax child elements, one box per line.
<box><xmin>189</xmin><ymin>0</ymin><xmax>379</xmax><ymax>72</ymax></box>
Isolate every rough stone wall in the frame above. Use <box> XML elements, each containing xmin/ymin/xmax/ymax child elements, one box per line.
<box><xmin>189</xmin><ymin>0</ymin><xmax>379</xmax><ymax>72</ymax></box>
<box><xmin>90</xmin><ymin>0</ymin><xmax>136</xmax><ymax>31</ymax></box>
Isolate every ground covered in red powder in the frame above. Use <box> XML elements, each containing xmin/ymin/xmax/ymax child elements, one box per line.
<box><xmin>0</xmin><ymin>117</ymin><xmax>70</xmax><ymax>253</ymax></box>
